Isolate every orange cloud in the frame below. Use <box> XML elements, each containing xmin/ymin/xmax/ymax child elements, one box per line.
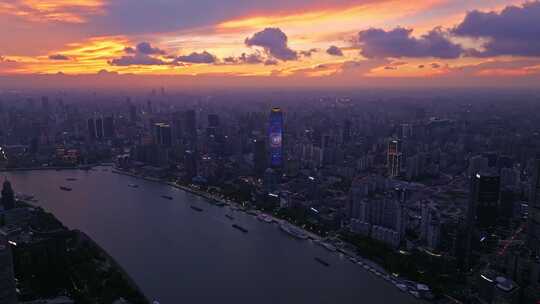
<box><xmin>0</xmin><ymin>0</ymin><xmax>105</xmax><ymax>23</ymax></box>
<box><xmin>217</xmin><ymin>0</ymin><xmax>442</xmax><ymax>38</ymax></box>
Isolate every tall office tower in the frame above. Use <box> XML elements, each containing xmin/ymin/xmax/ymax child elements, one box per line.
<box><xmin>103</xmin><ymin>116</ymin><xmax>115</xmax><ymax>139</ymax></box>
<box><xmin>0</xmin><ymin>230</ymin><xmax>17</xmax><ymax>304</ymax></box>
<box><xmin>95</xmin><ymin>117</ymin><xmax>104</xmax><ymax>140</ymax></box>
<box><xmin>387</xmin><ymin>139</ymin><xmax>402</xmax><ymax>178</ymax></box>
<box><xmin>1</xmin><ymin>180</ymin><xmax>15</xmax><ymax>210</ymax></box>
<box><xmin>183</xmin><ymin>110</ymin><xmax>197</xmax><ymax>148</ymax></box>
<box><xmin>206</xmin><ymin>114</ymin><xmax>220</xmax><ymax>138</ymax></box>
<box><xmin>463</xmin><ymin>174</ymin><xmax>500</xmax><ymax>270</ymax></box>
<box><xmin>471</xmin><ymin>172</ymin><xmax>500</xmax><ymax>229</ymax></box>
<box><xmin>528</xmin><ymin>155</ymin><xmax>540</xmax><ymax>256</ymax></box>
<box><xmin>41</xmin><ymin>96</ymin><xmax>49</xmax><ymax>113</ymax></box>
<box><xmin>253</xmin><ymin>138</ymin><xmax>267</xmax><ymax>176</ymax></box>
<box><xmin>343</xmin><ymin>119</ymin><xmax>351</xmax><ymax>144</ymax></box>
<box><xmin>146</xmin><ymin>100</ymin><xmax>153</xmax><ymax>114</ymax></box>
<box><xmin>129</xmin><ymin>104</ymin><xmax>137</xmax><ymax>123</ymax></box>
<box><xmin>469</xmin><ymin>155</ymin><xmax>489</xmax><ymax>177</ymax></box>
<box><xmin>184</xmin><ymin>150</ymin><xmax>198</xmax><ymax>181</ymax></box>
<box><xmin>154</xmin><ymin>123</ymin><xmax>172</xmax><ymax>147</ymax></box>
<box><xmin>269</xmin><ymin>108</ymin><xmax>284</xmax><ymax>169</ymax></box>
<box><xmin>400</xmin><ymin>124</ymin><xmax>413</xmax><ymax>139</ymax></box>
<box><xmin>208</xmin><ymin>114</ymin><xmax>220</xmax><ymax>128</ymax></box>
<box><xmin>87</xmin><ymin>118</ymin><xmax>96</xmax><ymax>141</ymax></box>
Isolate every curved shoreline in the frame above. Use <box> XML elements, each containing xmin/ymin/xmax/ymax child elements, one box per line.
<box><xmin>19</xmin><ymin>200</ymin><xmax>150</xmax><ymax>304</ymax></box>
<box><xmin>13</xmin><ymin>166</ymin><xmax>425</xmax><ymax>301</ymax></box>
<box><xmin>108</xmin><ymin>168</ymin><xmax>423</xmax><ymax>299</ymax></box>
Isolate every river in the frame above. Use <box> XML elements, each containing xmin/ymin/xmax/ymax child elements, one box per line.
<box><xmin>5</xmin><ymin>168</ymin><xmax>419</xmax><ymax>304</ymax></box>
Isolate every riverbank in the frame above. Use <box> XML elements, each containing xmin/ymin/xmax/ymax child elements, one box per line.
<box><xmin>5</xmin><ymin>168</ymin><xmax>420</xmax><ymax>304</ymax></box>
<box><xmin>0</xmin><ymin>164</ymin><xmax>99</xmax><ymax>172</ymax></box>
<box><xmin>110</xmin><ymin>167</ymin><xmax>429</xmax><ymax>300</ymax></box>
<box><xmin>8</xmin><ymin>200</ymin><xmax>150</xmax><ymax>304</ymax></box>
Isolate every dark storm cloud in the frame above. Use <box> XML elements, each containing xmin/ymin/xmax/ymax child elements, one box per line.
<box><xmin>109</xmin><ymin>54</ymin><xmax>169</xmax><ymax>66</ymax></box>
<box><xmin>124</xmin><ymin>47</ymin><xmax>136</xmax><ymax>54</ymax></box>
<box><xmin>136</xmin><ymin>42</ymin><xmax>166</xmax><ymax>55</ymax></box>
<box><xmin>357</xmin><ymin>27</ymin><xmax>463</xmax><ymax>59</ymax></box>
<box><xmin>176</xmin><ymin>51</ymin><xmax>216</xmax><ymax>64</ymax></box>
<box><xmin>48</xmin><ymin>54</ymin><xmax>70</xmax><ymax>60</ymax></box>
<box><xmin>264</xmin><ymin>58</ymin><xmax>278</xmax><ymax>65</ymax></box>
<box><xmin>108</xmin><ymin>42</ymin><xmax>172</xmax><ymax>66</ymax></box>
<box><xmin>326</xmin><ymin>45</ymin><xmax>343</xmax><ymax>56</ymax></box>
<box><xmin>453</xmin><ymin>1</ymin><xmax>540</xmax><ymax>57</ymax></box>
<box><xmin>222</xmin><ymin>52</ymin><xmax>280</xmax><ymax>65</ymax></box>
<box><xmin>299</xmin><ymin>48</ymin><xmax>318</xmax><ymax>57</ymax></box>
<box><xmin>245</xmin><ymin>28</ymin><xmax>298</xmax><ymax>61</ymax></box>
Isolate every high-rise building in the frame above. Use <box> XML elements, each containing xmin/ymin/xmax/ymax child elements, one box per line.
<box><xmin>183</xmin><ymin>110</ymin><xmax>197</xmax><ymax>148</ymax></box>
<box><xmin>103</xmin><ymin>116</ymin><xmax>115</xmax><ymax>139</ymax></box>
<box><xmin>471</xmin><ymin>172</ymin><xmax>500</xmax><ymax>229</ymax></box>
<box><xmin>154</xmin><ymin>123</ymin><xmax>172</xmax><ymax>147</ymax></box>
<box><xmin>343</xmin><ymin>119</ymin><xmax>351</xmax><ymax>144</ymax></box>
<box><xmin>184</xmin><ymin>150</ymin><xmax>198</xmax><ymax>182</ymax></box>
<box><xmin>206</xmin><ymin>114</ymin><xmax>220</xmax><ymax>140</ymax></box>
<box><xmin>269</xmin><ymin>108</ymin><xmax>283</xmax><ymax>168</ymax></box>
<box><xmin>1</xmin><ymin>180</ymin><xmax>15</xmax><ymax>210</ymax></box>
<box><xmin>528</xmin><ymin>155</ymin><xmax>540</xmax><ymax>255</ymax></box>
<box><xmin>208</xmin><ymin>114</ymin><xmax>220</xmax><ymax>128</ymax></box>
<box><xmin>253</xmin><ymin>138</ymin><xmax>267</xmax><ymax>176</ymax></box>
<box><xmin>0</xmin><ymin>230</ymin><xmax>17</xmax><ymax>304</ymax></box>
<box><xmin>87</xmin><ymin>118</ymin><xmax>96</xmax><ymax>141</ymax></box>
<box><xmin>387</xmin><ymin>139</ymin><xmax>402</xmax><ymax>178</ymax></box>
<box><xmin>95</xmin><ymin>117</ymin><xmax>104</xmax><ymax>140</ymax></box>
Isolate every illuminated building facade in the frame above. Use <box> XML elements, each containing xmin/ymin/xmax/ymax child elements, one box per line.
<box><xmin>269</xmin><ymin>108</ymin><xmax>283</xmax><ymax>168</ymax></box>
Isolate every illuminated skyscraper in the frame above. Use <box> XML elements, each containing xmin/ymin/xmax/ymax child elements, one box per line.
<box><xmin>269</xmin><ymin>108</ymin><xmax>283</xmax><ymax>168</ymax></box>
<box><xmin>387</xmin><ymin>139</ymin><xmax>402</xmax><ymax>178</ymax></box>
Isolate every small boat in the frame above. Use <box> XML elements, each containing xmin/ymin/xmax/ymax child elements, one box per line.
<box><xmin>314</xmin><ymin>257</ymin><xmax>330</xmax><ymax>267</ymax></box>
<box><xmin>246</xmin><ymin>210</ymin><xmax>258</xmax><ymax>216</ymax></box>
<box><xmin>319</xmin><ymin>242</ymin><xmax>337</xmax><ymax>252</ymax></box>
<box><xmin>232</xmin><ymin>224</ymin><xmax>248</xmax><ymax>233</ymax></box>
<box><xmin>396</xmin><ymin>284</ymin><xmax>408</xmax><ymax>292</ymax></box>
<box><xmin>280</xmin><ymin>223</ymin><xmax>308</xmax><ymax>239</ymax></box>
<box><xmin>128</xmin><ymin>184</ymin><xmax>139</xmax><ymax>188</ymax></box>
<box><xmin>225</xmin><ymin>214</ymin><xmax>234</xmax><ymax>220</ymax></box>
<box><xmin>215</xmin><ymin>202</ymin><xmax>226</xmax><ymax>207</ymax></box>
<box><xmin>161</xmin><ymin>195</ymin><xmax>173</xmax><ymax>200</ymax></box>
<box><xmin>59</xmin><ymin>186</ymin><xmax>72</xmax><ymax>191</ymax></box>
<box><xmin>190</xmin><ymin>206</ymin><xmax>203</xmax><ymax>212</ymax></box>
<box><xmin>66</xmin><ymin>178</ymin><xmax>77</xmax><ymax>181</ymax></box>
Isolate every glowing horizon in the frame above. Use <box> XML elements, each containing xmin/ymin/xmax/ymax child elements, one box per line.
<box><xmin>1</xmin><ymin>0</ymin><xmax>539</xmax><ymax>87</ymax></box>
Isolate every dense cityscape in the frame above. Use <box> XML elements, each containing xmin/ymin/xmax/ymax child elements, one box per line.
<box><xmin>3</xmin><ymin>0</ymin><xmax>540</xmax><ymax>303</ymax></box>
<box><xmin>0</xmin><ymin>88</ymin><xmax>538</xmax><ymax>303</ymax></box>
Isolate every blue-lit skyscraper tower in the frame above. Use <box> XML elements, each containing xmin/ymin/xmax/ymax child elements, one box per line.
<box><xmin>269</xmin><ymin>107</ymin><xmax>283</xmax><ymax>168</ymax></box>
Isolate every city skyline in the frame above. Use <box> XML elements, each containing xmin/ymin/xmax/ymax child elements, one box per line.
<box><xmin>1</xmin><ymin>0</ymin><xmax>540</xmax><ymax>88</ymax></box>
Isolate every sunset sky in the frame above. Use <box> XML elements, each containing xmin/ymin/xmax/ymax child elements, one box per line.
<box><xmin>1</xmin><ymin>0</ymin><xmax>540</xmax><ymax>88</ymax></box>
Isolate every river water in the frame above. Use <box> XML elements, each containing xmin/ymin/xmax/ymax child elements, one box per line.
<box><xmin>5</xmin><ymin>168</ymin><xmax>419</xmax><ymax>304</ymax></box>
